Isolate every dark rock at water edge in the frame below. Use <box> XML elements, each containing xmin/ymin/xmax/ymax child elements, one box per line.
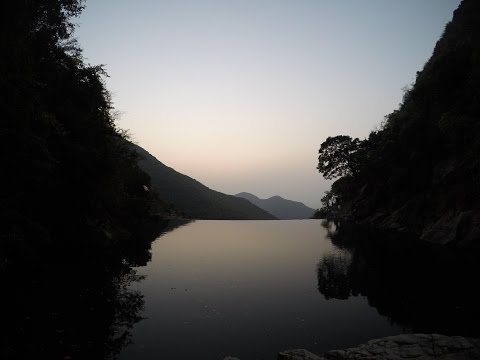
<box><xmin>277</xmin><ymin>334</ymin><xmax>480</xmax><ymax>360</ymax></box>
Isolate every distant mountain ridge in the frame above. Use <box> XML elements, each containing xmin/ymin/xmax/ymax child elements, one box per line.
<box><xmin>131</xmin><ymin>144</ymin><xmax>276</xmax><ymax>220</ymax></box>
<box><xmin>235</xmin><ymin>192</ymin><xmax>315</xmax><ymax>219</ymax></box>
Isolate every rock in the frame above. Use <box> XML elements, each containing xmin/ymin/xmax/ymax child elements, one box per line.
<box><xmin>279</xmin><ymin>334</ymin><xmax>480</xmax><ymax>360</ymax></box>
<box><xmin>456</xmin><ymin>212</ymin><xmax>480</xmax><ymax>248</ymax></box>
<box><xmin>421</xmin><ymin>212</ymin><xmax>460</xmax><ymax>245</ymax></box>
<box><xmin>278</xmin><ymin>349</ymin><xmax>324</xmax><ymax>360</ymax></box>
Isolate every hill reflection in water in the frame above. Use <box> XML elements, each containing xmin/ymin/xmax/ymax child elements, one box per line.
<box><xmin>0</xmin><ymin>220</ymin><xmax>191</xmax><ymax>360</ymax></box>
<box><xmin>4</xmin><ymin>219</ymin><xmax>478</xmax><ymax>360</ymax></box>
<box><xmin>317</xmin><ymin>220</ymin><xmax>480</xmax><ymax>337</ymax></box>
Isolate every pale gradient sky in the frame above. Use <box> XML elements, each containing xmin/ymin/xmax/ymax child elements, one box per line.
<box><xmin>75</xmin><ymin>0</ymin><xmax>460</xmax><ymax>208</ymax></box>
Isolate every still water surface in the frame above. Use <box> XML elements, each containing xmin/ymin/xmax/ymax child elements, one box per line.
<box><xmin>119</xmin><ymin>220</ymin><xmax>405</xmax><ymax>360</ymax></box>
<box><xmin>5</xmin><ymin>220</ymin><xmax>478</xmax><ymax>359</ymax></box>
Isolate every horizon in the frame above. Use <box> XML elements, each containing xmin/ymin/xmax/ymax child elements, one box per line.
<box><xmin>75</xmin><ymin>0</ymin><xmax>460</xmax><ymax>208</ymax></box>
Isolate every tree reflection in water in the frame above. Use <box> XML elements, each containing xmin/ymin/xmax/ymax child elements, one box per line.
<box><xmin>317</xmin><ymin>220</ymin><xmax>480</xmax><ymax>337</ymax></box>
<box><xmin>0</xmin><ymin>220</ymin><xmax>191</xmax><ymax>360</ymax></box>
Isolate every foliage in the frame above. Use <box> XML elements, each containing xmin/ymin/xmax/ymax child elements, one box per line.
<box><xmin>1</xmin><ymin>0</ymin><xmax>156</xmax><ymax>251</ymax></box>
<box><xmin>317</xmin><ymin>136</ymin><xmax>363</xmax><ymax>180</ymax></box>
<box><xmin>320</xmin><ymin>191</ymin><xmax>337</xmax><ymax>215</ymax></box>
<box><xmin>315</xmin><ymin>176</ymin><xmax>358</xmax><ymax>219</ymax></box>
<box><xmin>315</xmin><ymin>0</ymin><xmax>480</xmax><ymax>243</ymax></box>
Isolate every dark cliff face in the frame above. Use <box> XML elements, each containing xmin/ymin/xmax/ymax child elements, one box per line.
<box><xmin>324</xmin><ymin>0</ymin><xmax>480</xmax><ymax>246</ymax></box>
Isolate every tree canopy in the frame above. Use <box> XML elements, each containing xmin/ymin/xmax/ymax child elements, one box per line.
<box><xmin>317</xmin><ymin>135</ymin><xmax>363</xmax><ymax>180</ymax></box>
<box><xmin>1</xmin><ymin>0</ymin><xmax>158</xmax><ymax>254</ymax></box>
<box><xmin>314</xmin><ymin>0</ymin><xmax>480</xmax><ymax>246</ymax></box>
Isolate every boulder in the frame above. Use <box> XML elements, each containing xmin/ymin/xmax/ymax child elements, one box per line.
<box><xmin>278</xmin><ymin>349</ymin><xmax>324</xmax><ymax>360</ymax></box>
<box><xmin>278</xmin><ymin>334</ymin><xmax>480</xmax><ymax>360</ymax></box>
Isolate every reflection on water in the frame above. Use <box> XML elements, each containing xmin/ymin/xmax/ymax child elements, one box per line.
<box><xmin>317</xmin><ymin>220</ymin><xmax>480</xmax><ymax>336</ymax></box>
<box><xmin>0</xmin><ymin>220</ymin><xmax>190</xmax><ymax>360</ymax></box>
<box><xmin>118</xmin><ymin>220</ymin><xmax>404</xmax><ymax>360</ymax></box>
<box><xmin>3</xmin><ymin>220</ymin><xmax>479</xmax><ymax>360</ymax></box>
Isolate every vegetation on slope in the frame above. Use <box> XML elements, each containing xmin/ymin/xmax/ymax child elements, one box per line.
<box><xmin>316</xmin><ymin>0</ymin><xmax>480</xmax><ymax>246</ymax></box>
<box><xmin>1</xmin><ymin>0</ymin><xmax>157</xmax><ymax>256</ymax></box>
<box><xmin>132</xmin><ymin>144</ymin><xmax>277</xmax><ymax>220</ymax></box>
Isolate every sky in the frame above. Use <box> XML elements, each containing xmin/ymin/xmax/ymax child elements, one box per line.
<box><xmin>75</xmin><ymin>0</ymin><xmax>461</xmax><ymax>209</ymax></box>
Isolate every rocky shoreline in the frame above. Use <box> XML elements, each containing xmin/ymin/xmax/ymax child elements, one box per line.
<box><xmin>225</xmin><ymin>334</ymin><xmax>480</xmax><ymax>360</ymax></box>
<box><xmin>279</xmin><ymin>334</ymin><xmax>480</xmax><ymax>360</ymax></box>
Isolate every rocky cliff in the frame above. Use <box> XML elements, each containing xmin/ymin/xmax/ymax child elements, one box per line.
<box><xmin>318</xmin><ymin>0</ymin><xmax>480</xmax><ymax>247</ymax></box>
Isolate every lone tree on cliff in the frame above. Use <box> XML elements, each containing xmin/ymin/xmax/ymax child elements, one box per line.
<box><xmin>317</xmin><ymin>135</ymin><xmax>364</xmax><ymax>180</ymax></box>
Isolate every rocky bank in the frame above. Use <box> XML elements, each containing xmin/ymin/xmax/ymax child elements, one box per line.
<box><xmin>277</xmin><ymin>334</ymin><xmax>480</xmax><ymax>360</ymax></box>
<box><xmin>224</xmin><ymin>334</ymin><xmax>480</xmax><ymax>360</ymax></box>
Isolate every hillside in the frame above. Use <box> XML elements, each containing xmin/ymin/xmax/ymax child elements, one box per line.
<box><xmin>131</xmin><ymin>144</ymin><xmax>277</xmax><ymax>220</ymax></box>
<box><xmin>235</xmin><ymin>192</ymin><xmax>314</xmax><ymax>219</ymax></box>
<box><xmin>317</xmin><ymin>0</ymin><xmax>480</xmax><ymax>247</ymax></box>
<box><xmin>1</xmin><ymin>1</ymin><xmax>154</xmax><ymax>252</ymax></box>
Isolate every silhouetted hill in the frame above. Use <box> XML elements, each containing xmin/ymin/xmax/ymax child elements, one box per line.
<box><xmin>131</xmin><ymin>144</ymin><xmax>277</xmax><ymax>220</ymax></box>
<box><xmin>2</xmin><ymin>1</ymin><xmax>155</xmax><ymax>252</ymax></box>
<box><xmin>235</xmin><ymin>192</ymin><xmax>314</xmax><ymax>219</ymax></box>
<box><xmin>317</xmin><ymin>0</ymin><xmax>480</xmax><ymax>247</ymax></box>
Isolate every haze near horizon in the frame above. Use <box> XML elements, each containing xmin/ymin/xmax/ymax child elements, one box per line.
<box><xmin>75</xmin><ymin>0</ymin><xmax>460</xmax><ymax>208</ymax></box>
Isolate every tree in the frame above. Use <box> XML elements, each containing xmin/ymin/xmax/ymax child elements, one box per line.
<box><xmin>1</xmin><ymin>0</ymin><xmax>157</xmax><ymax>250</ymax></box>
<box><xmin>317</xmin><ymin>135</ymin><xmax>362</xmax><ymax>180</ymax></box>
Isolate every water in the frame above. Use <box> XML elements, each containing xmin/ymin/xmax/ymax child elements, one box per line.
<box><xmin>118</xmin><ymin>220</ymin><xmax>404</xmax><ymax>360</ymax></box>
<box><xmin>3</xmin><ymin>220</ymin><xmax>478</xmax><ymax>360</ymax></box>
